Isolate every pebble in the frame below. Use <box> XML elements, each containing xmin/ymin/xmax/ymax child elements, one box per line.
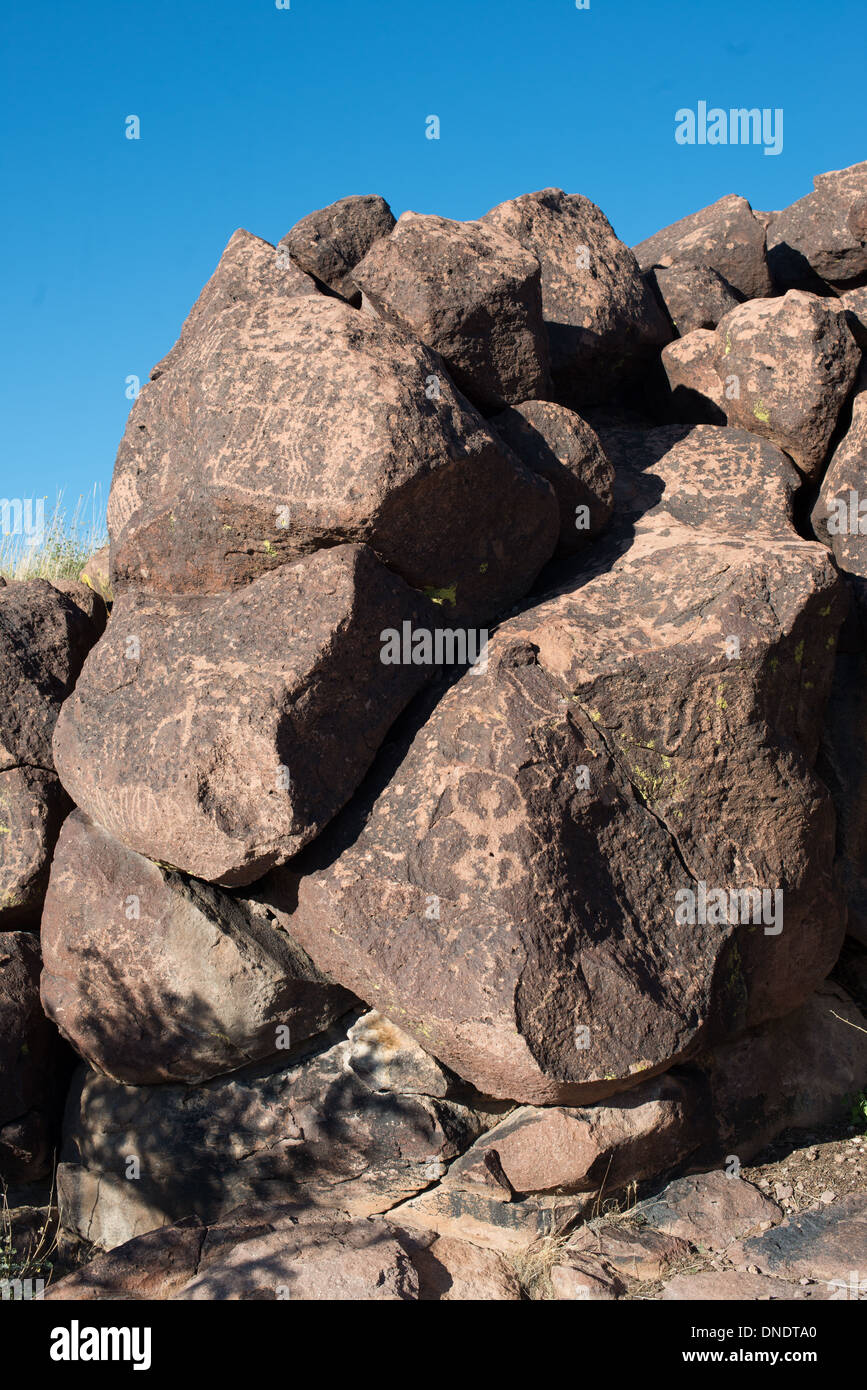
<box><xmin>819</xmin><ymin>1190</ymin><xmax>836</xmax><ymax>1204</ymax></box>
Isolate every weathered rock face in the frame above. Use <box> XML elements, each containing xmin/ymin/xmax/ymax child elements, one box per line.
<box><xmin>151</xmin><ymin>228</ymin><xmax>318</xmax><ymax>381</ymax></box>
<box><xmin>282</xmin><ymin>507</ymin><xmax>847</xmax><ymax>1104</ymax></box>
<box><xmin>276</xmin><ymin>195</ymin><xmax>396</xmax><ymax>304</ymax></box>
<box><xmin>39</xmin><ymin>811</ymin><xmax>355</xmax><ymax>1085</ymax></box>
<box><xmin>0</xmin><ymin>932</ymin><xmax>66</xmax><ymax>1180</ymax></box>
<box><xmin>634</xmin><ymin>194</ymin><xmax>772</xmax><ymax>300</ymax></box>
<box><xmin>53</xmin><ymin>545</ymin><xmax>436</xmax><ymax>886</ymax></box>
<box><xmin>0</xmin><ymin>580</ymin><xmax>102</xmax><ymax>927</ymax></box>
<box><xmin>490</xmin><ymin>401</ymin><xmax>614</xmax><ymax>555</ymax></box>
<box><xmin>56</xmin><ymin>1011</ymin><xmax>502</xmax><ymax>1249</ymax></box>
<box><xmin>646</xmin><ymin>264</ymin><xmax>741</xmax><ymax>335</ymax></box>
<box><xmin>768</xmin><ymin>161</ymin><xmax>867</xmax><ymax>292</ymax></box>
<box><xmin>482</xmin><ymin>189</ymin><xmax>671</xmax><ymax>407</ymax></box>
<box><xmin>109</xmin><ymin>292</ymin><xmax>558</xmax><ymax>620</ymax></box>
<box><xmin>353</xmin><ymin>212</ymin><xmax>551</xmax><ymax>411</ymax></box>
<box><xmin>712</xmin><ymin>291</ymin><xmax>861</xmax><ymax>478</ymax></box>
<box><xmin>732</xmin><ymin>1192</ymin><xmax>867</xmax><ymax>1286</ymax></box>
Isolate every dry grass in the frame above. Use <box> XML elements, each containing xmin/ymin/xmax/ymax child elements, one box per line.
<box><xmin>0</xmin><ymin>485</ymin><xmax>107</xmax><ymax>583</ymax></box>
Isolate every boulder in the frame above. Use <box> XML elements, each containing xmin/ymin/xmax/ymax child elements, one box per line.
<box><xmin>282</xmin><ymin>511</ymin><xmax>847</xmax><ymax>1104</ymax></box>
<box><xmin>490</xmin><ymin>400</ymin><xmax>614</xmax><ymax>554</ymax></box>
<box><xmin>47</xmin><ymin>1206</ymin><xmax>522</xmax><ymax>1301</ymax></box>
<box><xmin>0</xmin><ymin>579</ymin><xmax>102</xmax><ymax>927</ymax></box>
<box><xmin>633</xmin><ymin>1171</ymin><xmax>782</xmax><ymax>1250</ymax></box>
<box><xmin>634</xmin><ymin>194</ymin><xmax>772</xmax><ymax>299</ymax></box>
<box><xmin>817</xmin><ymin>579</ymin><xmax>867</xmax><ymax>947</ymax></box>
<box><xmin>441</xmin><ymin>1073</ymin><xmax>700</xmax><ymax>1197</ymax></box>
<box><xmin>53</xmin><ymin>545</ymin><xmax>436</xmax><ymax>886</ymax></box>
<box><xmin>566</xmin><ymin>1224</ymin><xmax>692</xmax><ymax>1282</ymax></box>
<box><xmin>713</xmin><ymin>291</ymin><xmax>860</xmax><ymax>477</ymax></box>
<box><xmin>660</xmin><ymin>330</ymin><xmax>728</xmax><ymax>425</ymax></box>
<box><xmin>550</xmin><ymin>1255</ymin><xmax>624</xmax><ymax>1300</ymax></box>
<box><xmin>39</xmin><ymin>811</ymin><xmax>355</xmax><ymax>1085</ymax></box>
<box><xmin>276</xmin><ymin>195</ymin><xmax>396</xmax><ymax>304</ymax></box>
<box><xmin>353</xmin><ymin>212</ymin><xmax>551</xmax><ymax>410</ymax></box>
<box><xmin>0</xmin><ymin>932</ymin><xmax>66</xmax><ymax>1181</ymax></box>
<box><xmin>0</xmin><ymin>767</ymin><xmax>70</xmax><ymax>929</ymax></box>
<box><xmin>646</xmin><ymin>264</ymin><xmax>741</xmax><ymax>335</ymax></box>
<box><xmin>767</xmin><ymin>161</ymin><xmax>867</xmax><ymax>292</ymax></box>
<box><xmin>109</xmin><ymin>293</ymin><xmax>558</xmax><ymax>620</ymax></box>
<box><xmin>597</xmin><ymin>422</ymin><xmax>800</xmax><ymax>538</ymax></box>
<box><xmin>482</xmin><ymin>188</ymin><xmax>670</xmax><ymax>407</ymax></box>
<box><xmin>56</xmin><ymin>1012</ymin><xmax>500</xmax><ymax>1249</ymax></box>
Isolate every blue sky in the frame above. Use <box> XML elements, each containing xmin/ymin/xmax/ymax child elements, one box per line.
<box><xmin>1</xmin><ymin>0</ymin><xmax>864</xmax><ymax>508</ymax></box>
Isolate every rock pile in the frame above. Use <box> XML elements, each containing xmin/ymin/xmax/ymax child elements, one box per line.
<box><xmin>3</xmin><ymin>162</ymin><xmax>867</xmax><ymax>1300</ymax></box>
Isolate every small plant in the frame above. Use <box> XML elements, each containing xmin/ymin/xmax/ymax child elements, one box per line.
<box><xmin>0</xmin><ymin>1178</ymin><xmax>59</xmax><ymax>1296</ymax></box>
<box><xmin>848</xmin><ymin>1091</ymin><xmax>867</xmax><ymax>1132</ymax></box>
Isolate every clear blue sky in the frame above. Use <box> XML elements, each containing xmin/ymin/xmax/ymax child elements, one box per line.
<box><xmin>1</xmin><ymin>0</ymin><xmax>864</xmax><ymax>507</ymax></box>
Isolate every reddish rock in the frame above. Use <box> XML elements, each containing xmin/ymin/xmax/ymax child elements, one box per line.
<box><xmin>354</xmin><ymin>212</ymin><xmax>552</xmax><ymax>410</ymax></box>
<box><xmin>733</xmin><ymin>1192</ymin><xmax>867</xmax><ymax>1287</ymax></box>
<box><xmin>704</xmin><ymin>983</ymin><xmax>867</xmax><ymax>1161</ymax></box>
<box><xmin>56</xmin><ymin>1013</ymin><xmax>498</xmax><ymax>1250</ymax></box>
<box><xmin>812</xmin><ymin>363</ymin><xmax>867</xmax><ymax>563</ymax></box>
<box><xmin>53</xmin><ymin>545</ymin><xmax>436</xmax><ymax>886</ymax></box>
<box><xmin>276</xmin><ymin>195</ymin><xmax>396</xmax><ymax>303</ymax></box>
<box><xmin>634</xmin><ymin>194</ymin><xmax>772</xmax><ymax>299</ymax></box>
<box><xmin>283</xmin><ymin>514</ymin><xmax>846</xmax><ymax>1103</ymax></box>
<box><xmin>647</xmin><ymin>264</ymin><xmax>741</xmax><ymax>335</ymax></box>
<box><xmin>567</xmin><ymin>1224</ymin><xmax>691</xmax><ymax>1282</ymax></box>
<box><xmin>482</xmin><ymin>188</ymin><xmax>670</xmax><ymax>407</ymax></box>
<box><xmin>712</xmin><ymin>291</ymin><xmax>860</xmax><ymax>478</ymax></box>
<box><xmin>551</xmin><ymin>1254</ymin><xmax>623</xmax><ymax>1300</ymax></box>
<box><xmin>39</xmin><ymin>811</ymin><xmax>354</xmax><ymax>1085</ymax></box>
<box><xmin>839</xmin><ymin>285</ymin><xmax>867</xmax><ymax>349</ymax></box>
<box><xmin>444</xmin><ymin>1074</ymin><xmax>700</xmax><ymax>1196</ymax></box>
<box><xmin>110</xmin><ymin>293</ymin><xmax>558</xmax><ymax>621</ymax></box>
<box><xmin>634</xmin><ymin>1171</ymin><xmax>782</xmax><ymax>1250</ymax></box>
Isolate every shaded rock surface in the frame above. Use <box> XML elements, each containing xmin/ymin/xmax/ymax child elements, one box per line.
<box><xmin>39</xmin><ymin>811</ymin><xmax>355</xmax><ymax>1085</ymax></box>
<box><xmin>53</xmin><ymin>545</ymin><xmax>435</xmax><ymax>886</ymax></box>
<box><xmin>0</xmin><ymin>932</ymin><xmax>67</xmax><ymax>1180</ymax></box>
<box><xmin>56</xmin><ymin>1010</ymin><xmax>503</xmax><ymax>1249</ymax></box>
<box><xmin>490</xmin><ymin>400</ymin><xmax>614</xmax><ymax>555</ymax></box>
<box><xmin>768</xmin><ymin>161</ymin><xmax>867</xmax><ymax>292</ymax></box>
